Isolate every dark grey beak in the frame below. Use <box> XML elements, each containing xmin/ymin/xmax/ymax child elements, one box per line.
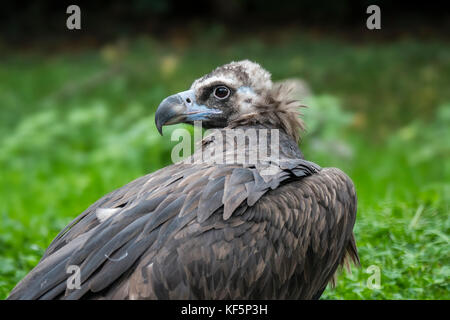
<box><xmin>155</xmin><ymin>89</ymin><xmax>222</xmax><ymax>135</ymax></box>
<box><xmin>155</xmin><ymin>93</ymin><xmax>187</xmax><ymax>135</ymax></box>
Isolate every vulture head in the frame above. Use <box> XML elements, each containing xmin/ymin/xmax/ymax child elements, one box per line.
<box><xmin>155</xmin><ymin>60</ymin><xmax>304</xmax><ymax>142</ymax></box>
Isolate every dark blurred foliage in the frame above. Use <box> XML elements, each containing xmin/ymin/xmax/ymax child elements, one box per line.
<box><xmin>0</xmin><ymin>0</ymin><xmax>449</xmax><ymax>48</ymax></box>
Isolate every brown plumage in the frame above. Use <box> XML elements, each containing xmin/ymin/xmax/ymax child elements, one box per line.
<box><xmin>7</xmin><ymin>60</ymin><xmax>359</xmax><ymax>300</ymax></box>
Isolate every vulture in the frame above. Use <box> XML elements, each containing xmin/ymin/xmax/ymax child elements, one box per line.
<box><xmin>7</xmin><ymin>60</ymin><xmax>359</xmax><ymax>300</ymax></box>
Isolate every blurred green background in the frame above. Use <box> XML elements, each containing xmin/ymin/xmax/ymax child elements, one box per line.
<box><xmin>0</xmin><ymin>1</ymin><xmax>449</xmax><ymax>299</ymax></box>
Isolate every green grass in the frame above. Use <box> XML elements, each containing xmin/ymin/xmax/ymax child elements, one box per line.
<box><xmin>0</xmin><ymin>34</ymin><xmax>449</xmax><ymax>299</ymax></box>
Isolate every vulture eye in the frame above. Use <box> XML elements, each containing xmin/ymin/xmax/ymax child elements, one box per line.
<box><xmin>213</xmin><ymin>86</ymin><xmax>230</xmax><ymax>100</ymax></box>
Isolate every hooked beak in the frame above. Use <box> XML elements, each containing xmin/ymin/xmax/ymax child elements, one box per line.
<box><xmin>155</xmin><ymin>89</ymin><xmax>222</xmax><ymax>135</ymax></box>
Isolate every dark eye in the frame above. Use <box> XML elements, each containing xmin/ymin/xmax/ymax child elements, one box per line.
<box><xmin>213</xmin><ymin>86</ymin><xmax>230</xmax><ymax>100</ymax></box>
